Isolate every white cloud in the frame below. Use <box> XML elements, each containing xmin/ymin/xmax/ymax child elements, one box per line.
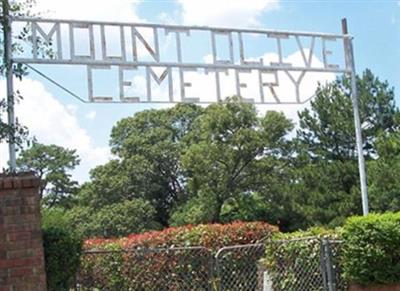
<box><xmin>157</xmin><ymin>11</ymin><xmax>180</xmax><ymax>25</ymax></box>
<box><xmin>66</xmin><ymin>104</ymin><xmax>78</xmax><ymax>115</ymax></box>
<box><xmin>0</xmin><ymin>79</ymin><xmax>110</xmax><ymax>182</ymax></box>
<box><xmin>29</xmin><ymin>0</ymin><xmax>155</xmax><ymax>61</ymax></box>
<box><xmin>177</xmin><ymin>0</ymin><xmax>279</xmax><ymax>27</ymax></box>
<box><xmin>34</xmin><ymin>0</ymin><xmax>142</xmax><ymax>22</ymax></box>
<box><xmin>85</xmin><ymin>110</ymin><xmax>97</xmax><ymax>120</ymax></box>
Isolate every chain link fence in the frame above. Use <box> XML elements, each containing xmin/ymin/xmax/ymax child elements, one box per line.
<box><xmin>262</xmin><ymin>237</ymin><xmax>346</xmax><ymax>291</ymax></box>
<box><xmin>263</xmin><ymin>237</ymin><xmax>325</xmax><ymax>291</ymax></box>
<box><xmin>74</xmin><ymin>238</ymin><xmax>346</xmax><ymax>290</ymax></box>
<box><xmin>215</xmin><ymin>243</ymin><xmax>265</xmax><ymax>291</ymax></box>
<box><xmin>75</xmin><ymin>247</ymin><xmax>213</xmax><ymax>291</ymax></box>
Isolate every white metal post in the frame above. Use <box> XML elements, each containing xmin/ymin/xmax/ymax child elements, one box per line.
<box><xmin>342</xmin><ymin>19</ymin><xmax>369</xmax><ymax>215</ymax></box>
<box><xmin>2</xmin><ymin>0</ymin><xmax>17</xmax><ymax>171</ymax></box>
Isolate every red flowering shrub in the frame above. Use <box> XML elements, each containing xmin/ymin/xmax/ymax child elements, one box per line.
<box><xmin>78</xmin><ymin>221</ymin><xmax>277</xmax><ymax>289</ymax></box>
<box><xmin>85</xmin><ymin>221</ymin><xmax>277</xmax><ymax>251</ymax></box>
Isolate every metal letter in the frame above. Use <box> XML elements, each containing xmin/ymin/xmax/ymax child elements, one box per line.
<box><xmin>101</xmin><ymin>25</ymin><xmax>126</xmax><ymax>61</ymax></box>
<box><xmin>70</xmin><ymin>23</ymin><xmax>95</xmax><ymax>60</ymax></box>
<box><xmin>165</xmin><ymin>28</ymin><xmax>190</xmax><ymax>63</ymax></box>
<box><xmin>32</xmin><ymin>21</ymin><xmax>62</xmax><ymax>59</ymax></box>
<box><xmin>322</xmin><ymin>37</ymin><xmax>339</xmax><ymax>69</ymax></box>
<box><xmin>268</xmin><ymin>33</ymin><xmax>293</xmax><ymax>68</ymax></box>
<box><xmin>235</xmin><ymin>69</ymin><xmax>254</xmax><ymax>103</ymax></box>
<box><xmin>146</xmin><ymin>66</ymin><xmax>173</xmax><ymax>102</ymax></box>
<box><xmin>180</xmin><ymin>68</ymin><xmax>199</xmax><ymax>103</ymax></box>
<box><xmin>205</xmin><ymin>68</ymin><xmax>229</xmax><ymax>102</ymax></box>
<box><xmin>295</xmin><ymin>35</ymin><xmax>315</xmax><ymax>68</ymax></box>
<box><xmin>87</xmin><ymin>65</ymin><xmax>113</xmax><ymax>102</ymax></box>
<box><xmin>285</xmin><ymin>70</ymin><xmax>306</xmax><ymax>103</ymax></box>
<box><xmin>132</xmin><ymin>27</ymin><xmax>160</xmax><ymax>62</ymax></box>
<box><xmin>211</xmin><ymin>30</ymin><xmax>234</xmax><ymax>64</ymax></box>
<box><xmin>238</xmin><ymin>32</ymin><xmax>263</xmax><ymax>66</ymax></box>
<box><xmin>258</xmin><ymin>70</ymin><xmax>280</xmax><ymax>103</ymax></box>
<box><xmin>118</xmin><ymin>66</ymin><xmax>140</xmax><ymax>102</ymax></box>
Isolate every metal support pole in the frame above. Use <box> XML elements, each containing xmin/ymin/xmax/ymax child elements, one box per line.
<box><xmin>322</xmin><ymin>239</ymin><xmax>336</xmax><ymax>291</ymax></box>
<box><xmin>342</xmin><ymin>19</ymin><xmax>369</xmax><ymax>215</ymax></box>
<box><xmin>2</xmin><ymin>0</ymin><xmax>17</xmax><ymax>171</ymax></box>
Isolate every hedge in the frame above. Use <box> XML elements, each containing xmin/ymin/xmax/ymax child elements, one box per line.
<box><xmin>43</xmin><ymin>226</ymin><xmax>83</xmax><ymax>290</ymax></box>
<box><xmin>79</xmin><ymin>221</ymin><xmax>277</xmax><ymax>289</ymax></box>
<box><xmin>342</xmin><ymin>212</ymin><xmax>400</xmax><ymax>285</ymax></box>
<box><xmin>262</xmin><ymin>212</ymin><xmax>400</xmax><ymax>288</ymax></box>
<box><xmin>85</xmin><ymin>220</ymin><xmax>278</xmax><ymax>251</ymax></box>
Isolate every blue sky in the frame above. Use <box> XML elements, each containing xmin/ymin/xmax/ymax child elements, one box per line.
<box><xmin>1</xmin><ymin>0</ymin><xmax>399</xmax><ymax>181</ymax></box>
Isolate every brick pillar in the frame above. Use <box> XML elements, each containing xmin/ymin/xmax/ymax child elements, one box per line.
<box><xmin>0</xmin><ymin>173</ymin><xmax>46</xmax><ymax>291</ymax></box>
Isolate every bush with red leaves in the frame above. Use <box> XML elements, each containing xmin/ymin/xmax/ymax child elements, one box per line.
<box><xmin>85</xmin><ymin>221</ymin><xmax>277</xmax><ymax>250</ymax></box>
<box><xmin>78</xmin><ymin>221</ymin><xmax>277</xmax><ymax>289</ymax></box>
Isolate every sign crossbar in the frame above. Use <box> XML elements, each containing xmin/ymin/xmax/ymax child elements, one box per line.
<box><xmin>11</xmin><ymin>16</ymin><xmax>351</xmax><ymax>104</ymax></box>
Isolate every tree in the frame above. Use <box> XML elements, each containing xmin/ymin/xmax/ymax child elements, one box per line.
<box><xmin>77</xmin><ymin>103</ymin><xmax>204</xmax><ymax>226</ymax></box>
<box><xmin>293</xmin><ymin>70</ymin><xmax>399</xmax><ymax>228</ymax></box>
<box><xmin>77</xmin><ymin>99</ymin><xmax>297</xmax><ymax>229</ymax></box>
<box><xmin>17</xmin><ymin>142</ymin><xmax>80</xmax><ymax>208</ymax></box>
<box><xmin>297</xmin><ymin>69</ymin><xmax>398</xmax><ymax>161</ymax></box>
<box><xmin>177</xmin><ymin>97</ymin><xmax>294</xmax><ymax>224</ymax></box>
<box><xmin>368</xmin><ymin>128</ymin><xmax>400</xmax><ymax>212</ymax></box>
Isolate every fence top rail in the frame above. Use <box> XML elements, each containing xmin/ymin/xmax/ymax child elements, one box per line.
<box><xmin>269</xmin><ymin>236</ymin><xmax>321</xmax><ymax>244</ymax></box>
<box><xmin>215</xmin><ymin>243</ymin><xmax>265</xmax><ymax>258</ymax></box>
<box><xmin>83</xmin><ymin>245</ymin><xmax>212</xmax><ymax>255</ymax></box>
<box><xmin>325</xmin><ymin>239</ymin><xmax>344</xmax><ymax>244</ymax></box>
<box><xmin>216</xmin><ymin>243</ymin><xmax>264</xmax><ymax>251</ymax></box>
<box><xmin>83</xmin><ymin>242</ymin><xmax>269</xmax><ymax>257</ymax></box>
<box><xmin>268</xmin><ymin>236</ymin><xmax>344</xmax><ymax>244</ymax></box>
<box><xmin>12</xmin><ymin>16</ymin><xmax>351</xmax><ymax>39</ymax></box>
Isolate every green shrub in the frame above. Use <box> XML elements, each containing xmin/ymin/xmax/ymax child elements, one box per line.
<box><xmin>342</xmin><ymin>212</ymin><xmax>400</xmax><ymax>285</ymax></box>
<box><xmin>43</xmin><ymin>226</ymin><xmax>83</xmax><ymax>290</ymax></box>
<box><xmin>41</xmin><ymin>207</ymin><xmax>70</xmax><ymax>230</ymax></box>
<box><xmin>266</xmin><ymin>227</ymin><xmax>339</xmax><ymax>241</ymax></box>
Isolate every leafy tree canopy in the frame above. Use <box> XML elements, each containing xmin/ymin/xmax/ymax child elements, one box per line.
<box><xmin>179</xmin><ymin>97</ymin><xmax>294</xmax><ymax>224</ymax></box>
<box><xmin>64</xmin><ymin>199</ymin><xmax>161</xmax><ymax>238</ymax></box>
<box><xmin>17</xmin><ymin>142</ymin><xmax>80</xmax><ymax>208</ymax></box>
<box><xmin>78</xmin><ymin>103</ymin><xmax>204</xmax><ymax>226</ymax></box>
